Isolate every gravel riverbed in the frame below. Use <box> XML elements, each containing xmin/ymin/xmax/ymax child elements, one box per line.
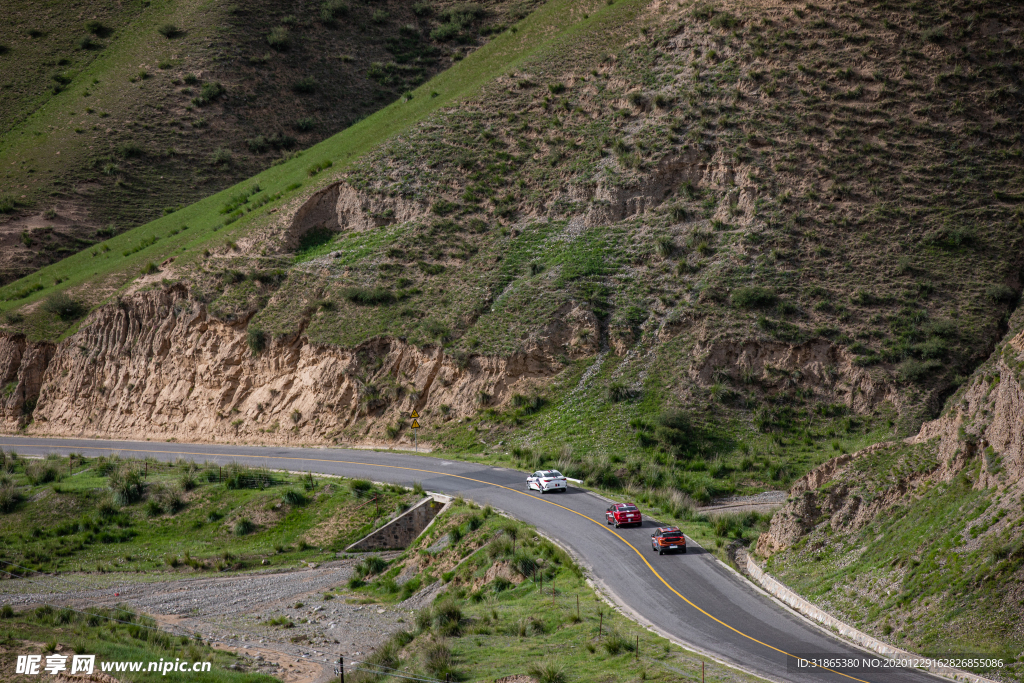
<box><xmin>0</xmin><ymin>555</ymin><xmax>420</xmax><ymax>683</ymax></box>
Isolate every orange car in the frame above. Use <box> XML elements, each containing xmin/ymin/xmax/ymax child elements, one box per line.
<box><xmin>651</xmin><ymin>526</ymin><xmax>686</xmax><ymax>555</ymax></box>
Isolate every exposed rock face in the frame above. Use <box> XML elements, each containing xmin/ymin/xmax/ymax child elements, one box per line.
<box><xmin>756</xmin><ymin>312</ymin><xmax>1024</xmax><ymax>557</ymax></box>
<box><xmin>584</xmin><ymin>148</ymin><xmax>706</xmax><ymax>227</ymax></box>
<box><xmin>911</xmin><ymin>354</ymin><xmax>1024</xmax><ymax>489</ymax></box>
<box><xmin>16</xmin><ymin>285</ymin><xmax>568</xmax><ymax>445</ymax></box>
<box><xmin>693</xmin><ymin>338</ymin><xmax>901</xmax><ymax>414</ymax></box>
<box><xmin>0</xmin><ymin>333</ymin><xmax>55</xmax><ymax>430</ymax></box>
<box><xmin>284</xmin><ymin>182</ymin><xmax>425</xmax><ymax>250</ymax></box>
<box><xmin>754</xmin><ymin>443</ymin><xmax>897</xmax><ymax>556</ymax></box>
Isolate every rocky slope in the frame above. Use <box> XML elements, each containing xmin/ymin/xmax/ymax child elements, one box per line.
<box><xmin>755</xmin><ymin>305</ymin><xmax>1024</xmax><ymax>667</ymax></box>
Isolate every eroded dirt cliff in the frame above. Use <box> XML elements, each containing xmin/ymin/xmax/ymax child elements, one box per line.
<box><xmin>1</xmin><ymin>285</ymin><xmax>591</xmax><ymax>445</ymax></box>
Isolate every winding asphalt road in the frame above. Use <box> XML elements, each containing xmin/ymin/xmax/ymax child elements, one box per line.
<box><xmin>0</xmin><ymin>436</ymin><xmax>944</xmax><ymax>683</ymax></box>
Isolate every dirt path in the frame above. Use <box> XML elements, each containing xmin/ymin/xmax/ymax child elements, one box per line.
<box><xmin>696</xmin><ymin>491</ymin><xmax>788</xmax><ymax>517</ymax></box>
<box><xmin>0</xmin><ymin>555</ymin><xmax>412</xmax><ymax>683</ymax></box>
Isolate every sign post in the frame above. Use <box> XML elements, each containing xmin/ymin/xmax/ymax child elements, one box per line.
<box><xmin>410</xmin><ymin>410</ymin><xmax>420</xmax><ymax>452</ymax></box>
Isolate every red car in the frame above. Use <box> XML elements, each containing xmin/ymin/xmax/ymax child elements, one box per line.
<box><xmin>651</xmin><ymin>526</ymin><xmax>687</xmax><ymax>554</ymax></box>
<box><xmin>605</xmin><ymin>503</ymin><xmax>642</xmax><ymax>528</ymax></box>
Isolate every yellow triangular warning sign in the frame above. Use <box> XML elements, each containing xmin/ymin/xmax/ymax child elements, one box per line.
<box><xmin>411</xmin><ymin>419</ymin><xmax>420</xmax><ymax>429</ymax></box>
<box><xmin>411</xmin><ymin>410</ymin><xmax>420</xmax><ymax>419</ymax></box>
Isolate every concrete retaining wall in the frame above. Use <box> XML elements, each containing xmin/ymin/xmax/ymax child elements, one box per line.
<box><xmin>346</xmin><ymin>496</ymin><xmax>446</xmax><ymax>551</ymax></box>
<box><xmin>742</xmin><ymin>551</ymin><xmax>997</xmax><ymax>683</ymax></box>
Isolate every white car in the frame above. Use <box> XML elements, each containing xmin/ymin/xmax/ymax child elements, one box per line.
<box><xmin>526</xmin><ymin>470</ymin><xmax>567</xmax><ymax>494</ymax></box>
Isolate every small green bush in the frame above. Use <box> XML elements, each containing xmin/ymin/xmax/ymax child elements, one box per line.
<box><xmin>360</xmin><ymin>555</ymin><xmax>388</xmax><ymax>576</ymax></box>
<box><xmin>350</xmin><ymin>479</ymin><xmax>374</xmax><ymax>496</ymax></box>
<box><xmin>193</xmin><ymin>82</ymin><xmax>225</xmax><ymax>106</ymax></box>
<box><xmin>896</xmin><ymin>358</ymin><xmax>941</xmax><ymax>383</ymax></box>
<box><xmin>141</xmin><ymin>262</ymin><xmax>158</xmax><ymax>275</ymax></box>
<box><xmin>606</xmin><ymin>382</ymin><xmax>638</xmax><ymax>402</ymax></box>
<box><xmin>432</xmin><ymin>597</ymin><xmax>462</xmax><ymax>637</ymax></box>
<box><xmin>292</xmin><ymin>76</ymin><xmax>318</xmax><ymax>94</ymax></box>
<box><xmin>108</xmin><ymin>465</ymin><xmax>145</xmax><ymax>505</ymax></box>
<box><xmin>157</xmin><ymin>23</ymin><xmax>181</xmax><ymax>38</ymax></box>
<box><xmin>320</xmin><ymin>0</ymin><xmax>349</xmax><ymax>23</ymax></box>
<box><xmin>511</xmin><ymin>552</ymin><xmax>539</xmax><ymax>578</ymax></box>
<box><xmin>430</xmin><ymin>22</ymin><xmax>461</xmax><ymax>41</ymax></box>
<box><xmin>307</xmin><ymin>159</ymin><xmax>332</xmax><ymax>176</ymax></box>
<box><xmin>234</xmin><ymin>518</ymin><xmax>256</xmax><ymax>536</ymax></box>
<box><xmin>282</xmin><ymin>489</ymin><xmax>307</xmax><ymax>506</ymax></box>
<box><xmin>424</xmin><ymin>642</ymin><xmax>455</xmax><ymax>677</ymax></box>
<box><xmin>247</xmin><ymin>328</ymin><xmax>267</xmax><ymax>354</ymax></box>
<box><xmin>42</xmin><ymin>292</ymin><xmax>87</xmax><ymax>321</ymax></box>
<box><xmin>0</xmin><ymin>485</ymin><xmax>23</xmax><ymax>513</ymax></box>
<box><xmin>711</xmin><ymin>11</ymin><xmax>740</xmax><ymax>29</ymax></box>
<box><xmin>210</xmin><ymin>147</ymin><xmax>232</xmax><ymax>165</ymax></box>
<box><xmin>342</xmin><ymin>286</ymin><xmax>402</xmax><ymax>305</ymax></box>
<box><xmin>25</xmin><ymin>458</ymin><xmax>65</xmax><ymax>485</ymax></box>
<box><xmin>603</xmin><ymin>629</ymin><xmax>636</xmax><ymax>655</ymax></box>
<box><xmin>115</xmin><ymin>142</ymin><xmax>144</xmax><ymax>158</ymax></box>
<box><xmin>178</xmin><ymin>468</ymin><xmax>198</xmax><ymax>491</ymax></box>
<box><xmin>528</xmin><ymin>662</ymin><xmax>568</xmax><ymax>683</ymax></box>
<box><xmin>267</xmin><ymin>26</ymin><xmax>290</xmax><ymax>50</ymax></box>
<box><xmin>986</xmin><ymin>284</ymin><xmax>1017</xmax><ymax>305</ymax></box>
<box><xmin>922</xmin><ymin>25</ymin><xmax>946</xmax><ymax>43</ymax></box>
<box><xmin>732</xmin><ymin>286</ymin><xmax>777</xmax><ymax>309</ymax></box>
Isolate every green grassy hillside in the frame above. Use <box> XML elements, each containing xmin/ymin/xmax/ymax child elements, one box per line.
<box><xmin>0</xmin><ymin>451</ymin><xmax>417</xmax><ymax>574</ymax></box>
<box><xmin>0</xmin><ymin>0</ymin><xmax>542</xmax><ymax>284</ymax></box>
<box><xmin>2</xmin><ymin>0</ymin><xmax>1023</xmax><ymax>506</ymax></box>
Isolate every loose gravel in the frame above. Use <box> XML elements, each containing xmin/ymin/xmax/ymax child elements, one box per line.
<box><xmin>0</xmin><ymin>555</ymin><xmax>420</xmax><ymax>683</ymax></box>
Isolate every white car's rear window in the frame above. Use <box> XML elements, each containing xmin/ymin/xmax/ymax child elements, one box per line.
<box><xmin>541</xmin><ymin>471</ymin><xmax>563</xmax><ymax>478</ymax></box>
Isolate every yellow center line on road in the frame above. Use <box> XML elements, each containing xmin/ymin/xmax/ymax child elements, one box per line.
<box><xmin>2</xmin><ymin>441</ymin><xmax>872</xmax><ymax>683</ymax></box>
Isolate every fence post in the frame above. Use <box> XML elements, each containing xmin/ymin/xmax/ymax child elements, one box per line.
<box><xmin>339</xmin><ymin>655</ymin><xmax>344</xmax><ymax>683</ymax></box>
<box><xmin>598</xmin><ymin>610</ymin><xmax>603</xmax><ymax>638</ymax></box>
<box><xmin>636</xmin><ymin>635</ymin><xmax>639</xmax><ymax>659</ymax></box>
